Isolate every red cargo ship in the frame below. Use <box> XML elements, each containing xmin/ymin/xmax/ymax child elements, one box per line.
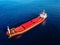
<box><xmin>6</xmin><ymin>10</ymin><xmax>47</xmax><ymax>38</ymax></box>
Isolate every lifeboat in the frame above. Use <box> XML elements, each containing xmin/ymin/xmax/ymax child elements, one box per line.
<box><xmin>6</xmin><ymin>10</ymin><xmax>47</xmax><ymax>38</ymax></box>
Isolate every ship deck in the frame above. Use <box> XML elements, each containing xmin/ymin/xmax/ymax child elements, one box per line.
<box><xmin>6</xmin><ymin>16</ymin><xmax>46</xmax><ymax>38</ymax></box>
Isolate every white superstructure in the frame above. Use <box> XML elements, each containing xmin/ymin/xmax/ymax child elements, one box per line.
<box><xmin>40</xmin><ymin>10</ymin><xmax>47</xmax><ymax>18</ymax></box>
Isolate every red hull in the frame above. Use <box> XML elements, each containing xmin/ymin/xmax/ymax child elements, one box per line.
<box><xmin>6</xmin><ymin>16</ymin><xmax>46</xmax><ymax>38</ymax></box>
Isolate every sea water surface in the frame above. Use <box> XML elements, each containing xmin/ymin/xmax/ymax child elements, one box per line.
<box><xmin>0</xmin><ymin>0</ymin><xmax>60</xmax><ymax>45</ymax></box>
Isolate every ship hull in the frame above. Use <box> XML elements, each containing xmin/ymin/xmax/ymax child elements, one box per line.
<box><xmin>6</xmin><ymin>16</ymin><xmax>46</xmax><ymax>38</ymax></box>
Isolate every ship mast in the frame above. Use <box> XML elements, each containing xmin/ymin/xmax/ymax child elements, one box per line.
<box><xmin>7</xmin><ymin>26</ymin><xmax>10</xmax><ymax>34</ymax></box>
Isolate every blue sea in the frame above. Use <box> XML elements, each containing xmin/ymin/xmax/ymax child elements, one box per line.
<box><xmin>0</xmin><ymin>0</ymin><xmax>60</xmax><ymax>45</ymax></box>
